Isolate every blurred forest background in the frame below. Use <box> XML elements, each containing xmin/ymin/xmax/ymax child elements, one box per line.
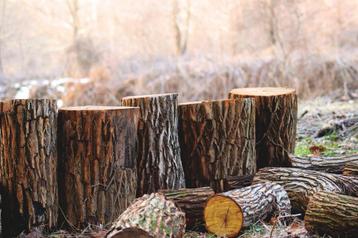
<box><xmin>1</xmin><ymin>0</ymin><xmax>358</xmax><ymax>106</ymax></box>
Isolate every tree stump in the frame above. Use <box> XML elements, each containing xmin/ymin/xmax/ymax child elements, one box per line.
<box><xmin>160</xmin><ymin>187</ymin><xmax>215</xmax><ymax>230</ymax></box>
<box><xmin>121</xmin><ymin>93</ymin><xmax>185</xmax><ymax>196</ymax></box>
<box><xmin>204</xmin><ymin>182</ymin><xmax>291</xmax><ymax>237</ymax></box>
<box><xmin>0</xmin><ymin>99</ymin><xmax>58</xmax><ymax>237</ymax></box>
<box><xmin>106</xmin><ymin>193</ymin><xmax>186</xmax><ymax>238</ymax></box>
<box><xmin>305</xmin><ymin>191</ymin><xmax>358</xmax><ymax>237</ymax></box>
<box><xmin>253</xmin><ymin>167</ymin><xmax>358</xmax><ymax>212</ymax></box>
<box><xmin>343</xmin><ymin>161</ymin><xmax>358</xmax><ymax>176</ymax></box>
<box><xmin>58</xmin><ymin>106</ymin><xmax>139</xmax><ymax>228</ymax></box>
<box><xmin>229</xmin><ymin>87</ymin><xmax>297</xmax><ymax>168</ymax></box>
<box><xmin>290</xmin><ymin>154</ymin><xmax>358</xmax><ymax>173</ymax></box>
<box><xmin>178</xmin><ymin>98</ymin><xmax>256</xmax><ymax>192</ymax></box>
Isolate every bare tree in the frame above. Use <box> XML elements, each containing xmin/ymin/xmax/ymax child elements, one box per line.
<box><xmin>173</xmin><ymin>0</ymin><xmax>191</xmax><ymax>55</ymax></box>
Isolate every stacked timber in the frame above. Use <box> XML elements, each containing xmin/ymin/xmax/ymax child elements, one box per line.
<box><xmin>343</xmin><ymin>161</ymin><xmax>358</xmax><ymax>176</ymax></box>
<box><xmin>229</xmin><ymin>87</ymin><xmax>297</xmax><ymax>168</ymax></box>
<box><xmin>57</xmin><ymin>106</ymin><xmax>139</xmax><ymax>228</ymax></box>
<box><xmin>178</xmin><ymin>98</ymin><xmax>256</xmax><ymax>192</ymax></box>
<box><xmin>122</xmin><ymin>93</ymin><xmax>185</xmax><ymax>196</ymax></box>
<box><xmin>204</xmin><ymin>182</ymin><xmax>291</xmax><ymax>237</ymax></box>
<box><xmin>0</xmin><ymin>99</ymin><xmax>58</xmax><ymax>237</ymax></box>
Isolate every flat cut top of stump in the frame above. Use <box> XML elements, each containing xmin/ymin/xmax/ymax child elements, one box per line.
<box><xmin>122</xmin><ymin>93</ymin><xmax>178</xmax><ymax>100</ymax></box>
<box><xmin>60</xmin><ymin>106</ymin><xmax>138</xmax><ymax>111</ymax></box>
<box><xmin>179</xmin><ymin>98</ymin><xmax>237</xmax><ymax>106</ymax></box>
<box><xmin>230</xmin><ymin>87</ymin><xmax>295</xmax><ymax>96</ymax></box>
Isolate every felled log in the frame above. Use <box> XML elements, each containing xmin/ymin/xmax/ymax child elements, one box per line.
<box><xmin>305</xmin><ymin>191</ymin><xmax>358</xmax><ymax>237</ymax></box>
<box><xmin>160</xmin><ymin>187</ymin><xmax>215</xmax><ymax>230</ymax></box>
<box><xmin>253</xmin><ymin>167</ymin><xmax>358</xmax><ymax>212</ymax></box>
<box><xmin>223</xmin><ymin>175</ymin><xmax>254</xmax><ymax>191</ymax></box>
<box><xmin>178</xmin><ymin>98</ymin><xmax>256</xmax><ymax>192</ymax></box>
<box><xmin>204</xmin><ymin>182</ymin><xmax>291</xmax><ymax>238</ymax></box>
<box><xmin>0</xmin><ymin>99</ymin><xmax>58</xmax><ymax>237</ymax></box>
<box><xmin>290</xmin><ymin>154</ymin><xmax>358</xmax><ymax>173</ymax></box>
<box><xmin>122</xmin><ymin>93</ymin><xmax>185</xmax><ymax>196</ymax></box>
<box><xmin>343</xmin><ymin>161</ymin><xmax>358</xmax><ymax>176</ymax></box>
<box><xmin>58</xmin><ymin>106</ymin><xmax>139</xmax><ymax>228</ymax></box>
<box><xmin>229</xmin><ymin>87</ymin><xmax>297</xmax><ymax>168</ymax></box>
<box><xmin>106</xmin><ymin>193</ymin><xmax>186</xmax><ymax>238</ymax></box>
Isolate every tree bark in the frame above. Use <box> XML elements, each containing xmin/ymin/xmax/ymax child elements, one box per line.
<box><xmin>253</xmin><ymin>167</ymin><xmax>358</xmax><ymax>212</ymax></box>
<box><xmin>178</xmin><ymin>98</ymin><xmax>256</xmax><ymax>192</ymax></box>
<box><xmin>106</xmin><ymin>193</ymin><xmax>186</xmax><ymax>238</ymax></box>
<box><xmin>224</xmin><ymin>175</ymin><xmax>254</xmax><ymax>191</ymax></box>
<box><xmin>304</xmin><ymin>191</ymin><xmax>358</xmax><ymax>237</ymax></box>
<box><xmin>343</xmin><ymin>161</ymin><xmax>358</xmax><ymax>176</ymax></box>
<box><xmin>229</xmin><ymin>87</ymin><xmax>297</xmax><ymax>168</ymax></box>
<box><xmin>0</xmin><ymin>99</ymin><xmax>58</xmax><ymax>237</ymax></box>
<box><xmin>121</xmin><ymin>93</ymin><xmax>185</xmax><ymax>196</ymax></box>
<box><xmin>204</xmin><ymin>182</ymin><xmax>291</xmax><ymax>238</ymax></box>
<box><xmin>290</xmin><ymin>154</ymin><xmax>358</xmax><ymax>173</ymax></box>
<box><xmin>58</xmin><ymin>106</ymin><xmax>139</xmax><ymax>228</ymax></box>
<box><xmin>160</xmin><ymin>186</ymin><xmax>215</xmax><ymax>230</ymax></box>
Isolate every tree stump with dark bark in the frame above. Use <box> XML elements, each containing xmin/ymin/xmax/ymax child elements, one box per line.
<box><xmin>229</xmin><ymin>87</ymin><xmax>297</xmax><ymax>168</ymax></box>
<box><xmin>290</xmin><ymin>154</ymin><xmax>358</xmax><ymax>173</ymax></box>
<box><xmin>160</xmin><ymin>187</ymin><xmax>215</xmax><ymax>230</ymax></box>
<box><xmin>204</xmin><ymin>182</ymin><xmax>291</xmax><ymax>237</ymax></box>
<box><xmin>106</xmin><ymin>193</ymin><xmax>186</xmax><ymax>238</ymax></box>
<box><xmin>253</xmin><ymin>167</ymin><xmax>358</xmax><ymax>212</ymax></box>
<box><xmin>305</xmin><ymin>191</ymin><xmax>358</xmax><ymax>237</ymax></box>
<box><xmin>0</xmin><ymin>99</ymin><xmax>58</xmax><ymax>237</ymax></box>
<box><xmin>343</xmin><ymin>161</ymin><xmax>358</xmax><ymax>176</ymax></box>
<box><xmin>178</xmin><ymin>98</ymin><xmax>256</xmax><ymax>192</ymax></box>
<box><xmin>58</xmin><ymin>106</ymin><xmax>139</xmax><ymax>228</ymax></box>
<box><xmin>122</xmin><ymin>93</ymin><xmax>185</xmax><ymax>196</ymax></box>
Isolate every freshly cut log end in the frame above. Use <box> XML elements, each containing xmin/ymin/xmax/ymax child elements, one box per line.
<box><xmin>204</xmin><ymin>182</ymin><xmax>291</xmax><ymax>238</ymax></box>
<box><xmin>343</xmin><ymin>161</ymin><xmax>358</xmax><ymax>176</ymax></box>
<box><xmin>58</xmin><ymin>106</ymin><xmax>139</xmax><ymax>228</ymax></box>
<box><xmin>229</xmin><ymin>87</ymin><xmax>297</xmax><ymax>168</ymax></box>
<box><xmin>253</xmin><ymin>167</ymin><xmax>358</xmax><ymax>212</ymax></box>
<box><xmin>0</xmin><ymin>99</ymin><xmax>58</xmax><ymax>237</ymax></box>
<box><xmin>178</xmin><ymin>98</ymin><xmax>256</xmax><ymax>192</ymax></box>
<box><xmin>161</xmin><ymin>187</ymin><xmax>215</xmax><ymax>230</ymax></box>
<box><xmin>122</xmin><ymin>93</ymin><xmax>185</xmax><ymax>196</ymax></box>
<box><xmin>106</xmin><ymin>193</ymin><xmax>186</xmax><ymax>238</ymax></box>
<box><xmin>304</xmin><ymin>191</ymin><xmax>358</xmax><ymax>237</ymax></box>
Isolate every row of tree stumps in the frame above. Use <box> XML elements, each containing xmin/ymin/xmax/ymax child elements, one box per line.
<box><xmin>0</xmin><ymin>87</ymin><xmax>298</xmax><ymax>236</ymax></box>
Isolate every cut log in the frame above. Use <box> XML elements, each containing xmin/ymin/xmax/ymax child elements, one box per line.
<box><xmin>253</xmin><ymin>167</ymin><xmax>358</xmax><ymax>212</ymax></box>
<box><xmin>343</xmin><ymin>161</ymin><xmax>358</xmax><ymax>176</ymax></box>
<box><xmin>122</xmin><ymin>93</ymin><xmax>185</xmax><ymax>196</ymax></box>
<box><xmin>58</xmin><ymin>106</ymin><xmax>139</xmax><ymax>228</ymax></box>
<box><xmin>290</xmin><ymin>154</ymin><xmax>358</xmax><ymax>173</ymax></box>
<box><xmin>304</xmin><ymin>191</ymin><xmax>358</xmax><ymax>237</ymax></box>
<box><xmin>178</xmin><ymin>98</ymin><xmax>256</xmax><ymax>192</ymax></box>
<box><xmin>224</xmin><ymin>175</ymin><xmax>254</xmax><ymax>191</ymax></box>
<box><xmin>106</xmin><ymin>193</ymin><xmax>186</xmax><ymax>238</ymax></box>
<box><xmin>204</xmin><ymin>182</ymin><xmax>291</xmax><ymax>238</ymax></box>
<box><xmin>160</xmin><ymin>187</ymin><xmax>215</xmax><ymax>230</ymax></box>
<box><xmin>229</xmin><ymin>87</ymin><xmax>297</xmax><ymax>168</ymax></box>
<box><xmin>0</xmin><ymin>99</ymin><xmax>58</xmax><ymax>237</ymax></box>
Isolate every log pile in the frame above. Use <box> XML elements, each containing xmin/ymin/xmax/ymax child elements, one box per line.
<box><xmin>178</xmin><ymin>98</ymin><xmax>256</xmax><ymax>192</ymax></box>
<box><xmin>204</xmin><ymin>182</ymin><xmax>291</xmax><ymax>237</ymax></box>
<box><xmin>343</xmin><ymin>161</ymin><xmax>358</xmax><ymax>176</ymax></box>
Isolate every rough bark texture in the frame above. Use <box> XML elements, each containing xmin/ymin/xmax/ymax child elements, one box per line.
<box><xmin>106</xmin><ymin>193</ymin><xmax>186</xmax><ymax>238</ymax></box>
<box><xmin>224</xmin><ymin>175</ymin><xmax>254</xmax><ymax>191</ymax></box>
<box><xmin>343</xmin><ymin>161</ymin><xmax>358</xmax><ymax>176</ymax></box>
<box><xmin>122</xmin><ymin>93</ymin><xmax>185</xmax><ymax>196</ymax></box>
<box><xmin>204</xmin><ymin>182</ymin><xmax>291</xmax><ymax>238</ymax></box>
<box><xmin>253</xmin><ymin>167</ymin><xmax>358</xmax><ymax>212</ymax></box>
<box><xmin>160</xmin><ymin>187</ymin><xmax>215</xmax><ymax>230</ymax></box>
<box><xmin>58</xmin><ymin>106</ymin><xmax>139</xmax><ymax>228</ymax></box>
<box><xmin>178</xmin><ymin>98</ymin><xmax>256</xmax><ymax>192</ymax></box>
<box><xmin>291</xmin><ymin>154</ymin><xmax>358</xmax><ymax>173</ymax></box>
<box><xmin>229</xmin><ymin>87</ymin><xmax>297</xmax><ymax>168</ymax></box>
<box><xmin>0</xmin><ymin>99</ymin><xmax>58</xmax><ymax>237</ymax></box>
<box><xmin>305</xmin><ymin>191</ymin><xmax>358</xmax><ymax>237</ymax></box>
